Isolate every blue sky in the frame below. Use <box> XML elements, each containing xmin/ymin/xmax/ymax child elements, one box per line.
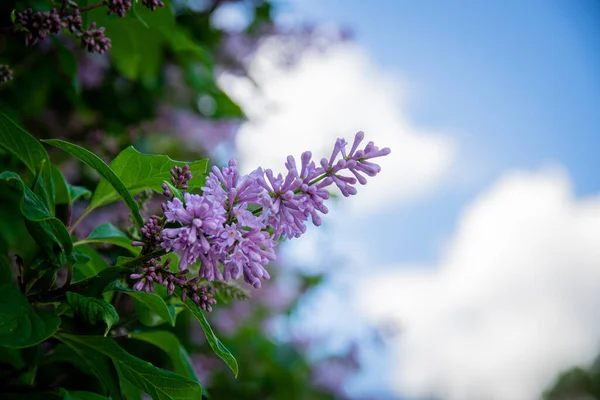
<box><xmin>280</xmin><ymin>0</ymin><xmax>600</xmax><ymax>266</ymax></box>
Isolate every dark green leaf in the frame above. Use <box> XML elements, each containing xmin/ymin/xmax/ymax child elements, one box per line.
<box><xmin>52</xmin><ymin>166</ymin><xmax>91</xmax><ymax>206</ymax></box>
<box><xmin>0</xmin><ymin>171</ymin><xmax>72</xmax><ymax>265</ymax></box>
<box><xmin>67</xmin><ymin>391</ymin><xmax>109</xmax><ymax>400</ymax></box>
<box><xmin>66</xmin><ymin>292</ymin><xmax>119</xmax><ymax>336</ymax></box>
<box><xmin>180</xmin><ymin>291</ymin><xmax>238</xmax><ymax>377</ymax></box>
<box><xmin>41</xmin><ymin>139</ymin><xmax>144</xmax><ymax>229</ymax></box>
<box><xmin>130</xmin><ymin>4</ymin><xmax>150</xmax><ymax>28</ymax></box>
<box><xmin>116</xmin><ymin>256</ymin><xmax>134</xmax><ymax>266</ymax></box>
<box><xmin>56</xmin><ymin>335</ymin><xmax>123</xmax><ymax>400</ymax></box>
<box><xmin>0</xmin><ymin>283</ymin><xmax>60</xmax><ymax>348</ymax></box>
<box><xmin>69</xmin><ymin>185</ymin><xmax>92</xmax><ymax>203</ymax></box>
<box><xmin>56</xmin><ymin>334</ymin><xmax>202</xmax><ymax>400</ymax></box>
<box><xmin>109</xmin><ymin>282</ymin><xmax>175</xmax><ymax>327</ymax></box>
<box><xmin>51</xmin><ymin>165</ymin><xmax>70</xmax><ymax>205</ymax></box>
<box><xmin>104</xmin><ymin>21</ymin><xmax>141</xmax><ymax>80</ymax></box>
<box><xmin>130</xmin><ymin>331</ymin><xmax>198</xmax><ymax>381</ymax></box>
<box><xmin>120</xmin><ymin>376</ymin><xmax>142</xmax><ymax>400</ymax></box>
<box><xmin>77</xmin><ymin>223</ymin><xmax>139</xmax><ymax>255</ymax></box>
<box><xmin>81</xmin><ymin>267</ymin><xmax>130</xmax><ymax>298</ymax></box>
<box><xmin>72</xmin><ymin>246</ymin><xmax>109</xmax><ymax>281</ymax></box>
<box><xmin>90</xmin><ymin>146</ymin><xmax>208</xmax><ymax>210</ymax></box>
<box><xmin>0</xmin><ymin>253</ymin><xmax>12</xmax><ymax>283</ymax></box>
<box><xmin>0</xmin><ymin>113</ymin><xmax>54</xmax><ymax>211</ymax></box>
<box><xmin>52</xmin><ymin>36</ymin><xmax>79</xmax><ymax>95</ymax></box>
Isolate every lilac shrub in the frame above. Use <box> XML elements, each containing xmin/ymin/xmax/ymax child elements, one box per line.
<box><xmin>130</xmin><ymin>131</ymin><xmax>390</xmax><ymax>299</ymax></box>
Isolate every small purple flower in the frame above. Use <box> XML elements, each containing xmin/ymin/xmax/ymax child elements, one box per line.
<box><xmin>161</xmin><ymin>193</ymin><xmax>227</xmax><ymax>270</ymax></box>
<box><xmin>15</xmin><ymin>8</ymin><xmax>66</xmax><ymax>45</ymax></box>
<box><xmin>105</xmin><ymin>0</ymin><xmax>132</xmax><ymax>18</ymax></box>
<box><xmin>64</xmin><ymin>9</ymin><xmax>82</xmax><ymax>33</ymax></box>
<box><xmin>78</xmin><ymin>23</ymin><xmax>112</xmax><ymax>54</ymax></box>
<box><xmin>171</xmin><ymin>164</ymin><xmax>193</xmax><ymax>189</ymax></box>
<box><xmin>142</xmin><ymin>0</ymin><xmax>165</xmax><ymax>11</ymax></box>
<box><xmin>140</xmin><ymin>215</ymin><xmax>162</xmax><ymax>247</ymax></box>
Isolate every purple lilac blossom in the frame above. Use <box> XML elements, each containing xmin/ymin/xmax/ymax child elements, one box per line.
<box><xmin>157</xmin><ymin>131</ymin><xmax>390</xmax><ymax>290</ymax></box>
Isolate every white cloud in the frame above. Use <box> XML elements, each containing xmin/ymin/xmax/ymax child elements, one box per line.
<box><xmin>357</xmin><ymin>167</ymin><xmax>600</xmax><ymax>400</ymax></box>
<box><xmin>219</xmin><ymin>39</ymin><xmax>456</xmax><ymax>212</ymax></box>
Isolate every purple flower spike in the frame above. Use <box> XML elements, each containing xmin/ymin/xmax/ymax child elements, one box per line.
<box><xmin>152</xmin><ymin>131</ymin><xmax>389</xmax><ymax>301</ymax></box>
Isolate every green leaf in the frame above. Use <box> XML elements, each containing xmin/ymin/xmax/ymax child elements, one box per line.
<box><xmin>72</xmin><ymin>245</ymin><xmax>109</xmax><ymax>281</ymax></box>
<box><xmin>67</xmin><ymin>391</ymin><xmax>109</xmax><ymax>400</ymax></box>
<box><xmin>69</xmin><ymin>185</ymin><xmax>92</xmax><ymax>203</ymax></box>
<box><xmin>66</xmin><ymin>292</ymin><xmax>119</xmax><ymax>336</ymax></box>
<box><xmin>51</xmin><ymin>36</ymin><xmax>79</xmax><ymax>95</ymax></box>
<box><xmin>0</xmin><ymin>113</ymin><xmax>54</xmax><ymax>211</ymax></box>
<box><xmin>42</xmin><ymin>139</ymin><xmax>144</xmax><ymax>229</ymax></box>
<box><xmin>0</xmin><ymin>283</ymin><xmax>61</xmax><ymax>348</ymax></box>
<box><xmin>52</xmin><ymin>165</ymin><xmax>91</xmax><ymax>206</ymax></box>
<box><xmin>0</xmin><ymin>253</ymin><xmax>12</xmax><ymax>283</ymax></box>
<box><xmin>76</xmin><ymin>223</ymin><xmax>140</xmax><ymax>255</ymax></box>
<box><xmin>0</xmin><ymin>171</ymin><xmax>72</xmax><ymax>265</ymax></box>
<box><xmin>130</xmin><ymin>331</ymin><xmax>198</xmax><ymax>381</ymax></box>
<box><xmin>55</xmin><ymin>336</ymin><xmax>123</xmax><ymax>400</ymax></box>
<box><xmin>130</xmin><ymin>4</ymin><xmax>150</xmax><ymax>28</ymax></box>
<box><xmin>51</xmin><ymin>164</ymin><xmax>70</xmax><ymax>205</ymax></box>
<box><xmin>90</xmin><ymin>146</ymin><xmax>208</xmax><ymax>211</ymax></box>
<box><xmin>120</xmin><ymin>376</ymin><xmax>143</xmax><ymax>400</ymax></box>
<box><xmin>109</xmin><ymin>282</ymin><xmax>175</xmax><ymax>327</ymax></box>
<box><xmin>81</xmin><ymin>267</ymin><xmax>130</xmax><ymax>298</ymax></box>
<box><xmin>180</xmin><ymin>292</ymin><xmax>238</xmax><ymax>377</ymax></box>
<box><xmin>56</xmin><ymin>334</ymin><xmax>202</xmax><ymax>400</ymax></box>
<box><xmin>104</xmin><ymin>20</ymin><xmax>141</xmax><ymax>80</ymax></box>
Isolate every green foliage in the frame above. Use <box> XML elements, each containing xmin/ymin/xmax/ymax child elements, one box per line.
<box><xmin>66</xmin><ymin>292</ymin><xmax>119</xmax><ymax>336</ymax></box>
<box><xmin>42</xmin><ymin>139</ymin><xmax>145</xmax><ymax>229</ymax></box>
<box><xmin>0</xmin><ymin>113</ymin><xmax>54</xmax><ymax>211</ymax></box>
<box><xmin>544</xmin><ymin>359</ymin><xmax>600</xmax><ymax>399</ymax></box>
<box><xmin>109</xmin><ymin>282</ymin><xmax>176</xmax><ymax>327</ymax></box>
<box><xmin>181</xmin><ymin>290</ymin><xmax>239</xmax><ymax>377</ymax></box>
<box><xmin>51</xmin><ymin>165</ymin><xmax>92</xmax><ymax>206</ymax></box>
<box><xmin>55</xmin><ymin>335</ymin><xmax>124</xmax><ymax>400</ymax></box>
<box><xmin>130</xmin><ymin>331</ymin><xmax>198</xmax><ymax>381</ymax></box>
<box><xmin>0</xmin><ymin>282</ymin><xmax>61</xmax><ymax>348</ymax></box>
<box><xmin>77</xmin><ymin>223</ymin><xmax>140</xmax><ymax>255</ymax></box>
<box><xmin>0</xmin><ymin>171</ymin><xmax>72</xmax><ymax>266</ymax></box>
<box><xmin>56</xmin><ymin>334</ymin><xmax>202</xmax><ymax>399</ymax></box>
<box><xmin>90</xmin><ymin>146</ymin><xmax>208</xmax><ymax>210</ymax></box>
<box><xmin>72</xmin><ymin>245</ymin><xmax>109</xmax><ymax>280</ymax></box>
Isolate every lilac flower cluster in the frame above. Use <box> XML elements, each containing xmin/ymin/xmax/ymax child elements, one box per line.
<box><xmin>130</xmin><ymin>132</ymin><xmax>388</xmax><ymax>309</ymax></box>
<box><xmin>105</xmin><ymin>0</ymin><xmax>132</xmax><ymax>18</ymax></box>
<box><xmin>15</xmin><ymin>8</ymin><xmax>65</xmax><ymax>46</ymax></box>
<box><xmin>130</xmin><ymin>258</ymin><xmax>217</xmax><ymax>311</ymax></box>
<box><xmin>142</xmin><ymin>0</ymin><xmax>166</xmax><ymax>12</ymax></box>
<box><xmin>153</xmin><ymin>132</ymin><xmax>389</xmax><ymax>290</ymax></box>
<box><xmin>77</xmin><ymin>23</ymin><xmax>111</xmax><ymax>55</ymax></box>
<box><xmin>12</xmin><ymin>0</ymin><xmax>163</xmax><ymax>54</ymax></box>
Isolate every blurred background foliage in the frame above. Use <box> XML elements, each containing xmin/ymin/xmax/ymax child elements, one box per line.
<box><xmin>0</xmin><ymin>0</ymin><xmax>362</xmax><ymax>398</ymax></box>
